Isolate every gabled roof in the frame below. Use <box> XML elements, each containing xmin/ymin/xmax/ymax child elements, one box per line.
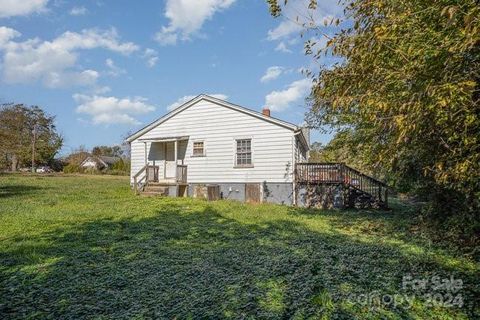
<box><xmin>98</xmin><ymin>156</ymin><xmax>121</xmax><ymax>165</ymax></box>
<box><xmin>81</xmin><ymin>155</ymin><xmax>121</xmax><ymax>167</ymax></box>
<box><xmin>126</xmin><ymin>94</ymin><xmax>305</xmax><ymax>143</ymax></box>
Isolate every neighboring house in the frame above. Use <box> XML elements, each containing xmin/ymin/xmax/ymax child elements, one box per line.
<box><xmin>126</xmin><ymin>94</ymin><xmax>309</xmax><ymax>204</ymax></box>
<box><xmin>80</xmin><ymin>155</ymin><xmax>121</xmax><ymax>170</ymax></box>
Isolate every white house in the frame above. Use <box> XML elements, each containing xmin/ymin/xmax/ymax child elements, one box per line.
<box><xmin>126</xmin><ymin>94</ymin><xmax>309</xmax><ymax>204</ymax></box>
<box><xmin>80</xmin><ymin>155</ymin><xmax>121</xmax><ymax>170</ymax></box>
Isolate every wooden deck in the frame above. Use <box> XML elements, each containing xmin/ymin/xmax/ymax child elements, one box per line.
<box><xmin>294</xmin><ymin>163</ymin><xmax>389</xmax><ymax>208</ymax></box>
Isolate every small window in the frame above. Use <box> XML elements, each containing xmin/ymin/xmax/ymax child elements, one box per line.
<box><xmin>193</xmin><ymin>141</ymin><xmax>204</xmax><ymax>156</ymax></box>
<box><xmin>235</xmin><ymin>139</ymin><xmax>252</xmax><ymax>166</ymax></box>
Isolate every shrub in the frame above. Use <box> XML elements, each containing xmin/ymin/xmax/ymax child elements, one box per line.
<box><xmin>63</xmin><ymin>164</ymin><xmax>83</xmax><ymax>173</ymax></box>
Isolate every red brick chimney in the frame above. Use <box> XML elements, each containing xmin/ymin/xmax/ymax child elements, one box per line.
<box><xmin>262</xmin><ymin>107</ymin><xmax>271</xmax><ymax>117</ymax></box>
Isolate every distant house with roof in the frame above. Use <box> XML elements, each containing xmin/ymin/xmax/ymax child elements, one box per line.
<box><xmin>80</xmin><ymin>155</ymin><xmax>121</xmax><ymax>171</ymax></box>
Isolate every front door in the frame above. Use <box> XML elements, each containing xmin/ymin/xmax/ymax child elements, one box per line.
<box><xmin>164</xmin><ymin>142</ymin><xmax>176</xmax><ymax>178</ymax></box>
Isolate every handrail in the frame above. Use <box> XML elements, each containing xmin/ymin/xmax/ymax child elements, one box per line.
<box><xmin>133</xmin><ymin>164</ymin><xmax>148</xmax><ymax>195</ymax></box>
<box><xmin>342</xmin><ymin>164</ymin><xmax>387</xmax><ymax>187</ymax></box>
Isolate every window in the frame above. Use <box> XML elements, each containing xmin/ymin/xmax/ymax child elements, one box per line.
<box><xmin>235</xmin><ymin>139</ymin><xmax>252</xmax><ymax>166</ymax></box>
<box><xmin>192</xmin><ymin>141</ymin><xmax>204</xmax><ymax>156</ymax></box>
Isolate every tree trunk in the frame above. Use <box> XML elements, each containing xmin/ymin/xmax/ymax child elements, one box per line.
<box><xmin>11</xmin><ymin>154</ymin><xmax>18</xmax><ymax>171</ymax></box>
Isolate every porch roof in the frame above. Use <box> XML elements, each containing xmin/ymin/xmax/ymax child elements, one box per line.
<box><xmin>138</xmin><ymin>136</ymin><xmax>189</xmax><ymax>143</ymax></box>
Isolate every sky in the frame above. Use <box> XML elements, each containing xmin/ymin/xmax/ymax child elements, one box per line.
<box><xmin>0</xmin><ymin>0</ymin><xmax>343</xmax><ymax>155</ymax></box>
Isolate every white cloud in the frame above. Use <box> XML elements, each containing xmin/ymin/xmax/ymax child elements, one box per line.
<box><xmin>105</xmin><ymin>58</ymin><xmax>126</xmax><ymax>77</ymax></box>
<box><xmin>267</xmin><ymin>20</ymin><xmax>302</xmax><ymax>41</ymax></box>
<box><xmin>0</xmin><ymin>0</ymin><xmax>48</xmax><ymax>18</ymax></box>
<box><xmin>154</xmin><ymin>0</ymin><xmax>236</xmax><ymax>45</ymax></box>
<box><xmin>142</xmin><ymin>48</ymin><xmax>158</xmax><ymax>67</ymax></box>
<box><xmin>260</xmin><ymin>66</ymin><xmax>284</xmax><ymax>83</ymax></box>
<box><xmin>265</xmin><ymin>78</ymin><xmax>312</xmax><ymax>111</ymax></box>
<box><xmin>0</xmin><ymin>27</ymin><xmax>139</xmax><ymax>88</ymax></box>
<box><xmin>74</xmin><ymin>94</ymin><xmax>155</xmax><ymax>125</ymax></box>
<box><xmin>167</xmin><ymin>93</ymin><xmax>228</xmax><ymax>110</ymax></box>
<box><xmin>0</xmin><ymin>26</ymin><xmax>20</xmax><ymax>46</ymax></box>
<box><xmin>266</xmin><ymin>0</ymin><xmax>342</xmax><ymax>52</ymax></box>
<box><xmin>92</xmin><ymin>85</ymin><xmax>111</xmax><ymax>94</ymax></box>
<box><xmin>69</xmin><ymin>6</ymin><xmax>87</xmax><ymax>16</ymax></box>
<box><xmin>274</xmin><ymin>42</ymin><xmax>291</xmax><ymax>53</ymax></box>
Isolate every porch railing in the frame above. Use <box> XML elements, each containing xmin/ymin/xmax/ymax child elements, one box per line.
<box><xmin>133</xmin><ymin>164</ymin><xmax>188</xmax><ymax>194</ymax></box>
<box><xmin>176</xmin><ymin>165</ymin><xmax>187</xmax><ymax>184</ymax></box>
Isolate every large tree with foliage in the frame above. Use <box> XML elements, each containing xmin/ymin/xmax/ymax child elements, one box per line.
<box><xmin>0</xmin><ymin>104</ymin><xmax>63</xmax><ymax>171</ymax></box>
<box><xmin>92</xmin><ymin>145</ymin><xmax>123</xmax><ymax>157</ymax></box>
<box><xmin>268</xmin><ymin>1</ymin><xmax>479</xmax><ymax>219</ymax></box>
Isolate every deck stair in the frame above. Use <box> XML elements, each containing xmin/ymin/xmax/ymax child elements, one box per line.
<box><xmin>294</xmin><ymin>163</ymin><xmax>389</xmax><ymax>209</ymax></box>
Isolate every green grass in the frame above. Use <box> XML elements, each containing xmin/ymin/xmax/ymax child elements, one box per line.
<box><xmin>0</xmin><ymin>174</ymin><xmax>478</xmax><ymax>319</ymax></box>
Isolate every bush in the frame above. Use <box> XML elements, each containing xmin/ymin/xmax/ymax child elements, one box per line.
<box><xmin>63</xmin><ymin>164</ymin><xmax>83</xmax><ymax>174</ymax></box>
<box><xmin>111</xmin><ymin>158</ymin><xmax>130</xmax><ymax>172</ymax></box>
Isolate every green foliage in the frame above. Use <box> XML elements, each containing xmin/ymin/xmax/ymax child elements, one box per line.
<box><xmin>309</xmin><ymin>130</ymin><xmax>379</xmax><ymax>177</ymax></box>
<box><xmin>111</xmin><ymin>158</ymin><xmax>130</xmax><ymax>173</ymax></box>
<box><xmin>62</xmin><ymin>164</ymin><xmax>83</xmax><ymax>174</ymax></box>
<box><xmin>92</xmin><ymin>145</ymin><xmax>123</xmax><ymax>157</ymax></box>
<box><xmin>0</xmin><ymin>174</ymin><xmax>477</xmax><ymax>318</ymax></box>
<box><xmin>0</xmin><ymin>104</ymin><xmax>63</xmax><ymax>170</ymax></box>
<box><xmin>64</xmin><ymin>146</ymin><xmax>89</xmax><ymax>166</ymax></box>
<box><xmin>269</xmin><ymin>0</ymin><xmax>480</xmax><ymax>223</ymax></box>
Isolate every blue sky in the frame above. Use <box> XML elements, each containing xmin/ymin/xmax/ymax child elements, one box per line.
<box><xmin>0</xmin><ymin>0</ymin><xmax>342</xmax><ymax>155</ymax></box>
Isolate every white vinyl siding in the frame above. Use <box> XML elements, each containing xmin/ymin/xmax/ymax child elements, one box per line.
<box><xmin>130</xmin><ymin>99</ymin><xmax>295</xmax><ymax>183</ymax></box>
<box><xmin>294</xmin><ymin>136</ymin><xmax>308</xmax><ymax>163</ymax></box>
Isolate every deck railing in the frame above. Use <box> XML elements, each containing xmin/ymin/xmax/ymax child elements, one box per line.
<box><xmin>295</xmin><ymin>163</ymin><xmax>389</xmax><ymax>206</ymax></box>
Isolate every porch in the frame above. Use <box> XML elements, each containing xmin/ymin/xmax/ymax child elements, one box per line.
<box><xmin>133</xmin><ymin>136</ymin><xmax>189</xmax><ymax>195</ymax></box>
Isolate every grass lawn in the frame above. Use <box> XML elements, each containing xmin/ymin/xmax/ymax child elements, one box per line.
<box><xmin>0</xmin><ymin>174</ymin><xmax>478</xmax><ymax>319</ymax></box>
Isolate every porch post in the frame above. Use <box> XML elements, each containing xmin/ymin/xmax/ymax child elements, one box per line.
<box><xmin>174</xmin><ymin>140</ymin><xmax>178</xmax><ymax>196</ymax></box>
<box><xmin>144</xmin><ymin>142</ymin><xmax>147</xmax><ymax>166</ymax></box>
<box><xmin>163</xmin><ymin>143</ymin><xmax>167</xmax><ymax>180</ymax></box>
<box><xmin>174</xmin><ymin>140</ymin><xmax>178</xmax><ymax>163</ymax></box>
<box><xmin>144</xmin><ymin>141</ymin><xmax>148</xmax><ymax>182</ymax></box>
<box><xmin>174</xmin><ymin>140</ymin><xmax>178</xmax><ymax>180</ymax></box>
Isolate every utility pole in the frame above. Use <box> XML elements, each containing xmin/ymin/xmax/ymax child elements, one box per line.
<box><xmin>31</xmin><ymin>124</ymin><xmax>37</xmax><ymax>173</ymax></box>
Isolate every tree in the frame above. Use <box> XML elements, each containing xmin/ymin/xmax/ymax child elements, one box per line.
<box><xmin>0</xmin><ymin>104</ymin><xmax>63</xmax><ymax>171</ymax></box>
<box><xmin>267</xmin><ymin>1</ymin><xmax>479</xmax><ymax>227</ymax></box>
<box><xmin>309</xmin><ymin>130</ymin><xmax>379</xmax><ymax>177</ymax></box>
<box><xmin>64</xmin><ymin>145</ymin><xmax>90</xmax><ymax>166</ymax></box>
<box><xmin>91</xmin><ymin>145</ymin><xmax>123</xmax><ymax>157</ymax></box>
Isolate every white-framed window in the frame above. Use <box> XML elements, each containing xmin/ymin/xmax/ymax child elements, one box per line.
<box><xmin>235</xmin><ymin>139</ymin><xmax>252</xmax><ymax>167</ymax></box>
<box><xmin>192</xmin><ymin>141</ymin><xmax>205</xmax><ymax>156</ymax></box>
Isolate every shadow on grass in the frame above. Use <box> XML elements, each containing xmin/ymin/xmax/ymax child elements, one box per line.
<box><xmin>0</xmin><ymin>185</ymin><xmax>44</xmax><ymax>199</ymax></box>
<box><xmin>0</xmin><ymin>202</ymin><xmax>477</xmax><ymax>319</ymax></box>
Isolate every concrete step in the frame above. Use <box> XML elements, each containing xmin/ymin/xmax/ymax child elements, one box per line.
<box><xmin>144</xmin><ymin>186</ymin><xmax>169</xmax><ymax>193</ymax></box>
<box><xmin>148</xmin><ymin>181</ymin><xmax>176</xmax><ymax>186</ymax></box>
<box><xmin>140</xmin><ymin>191</ymin><xmax>168</xmax><ymax>197</ymax></box>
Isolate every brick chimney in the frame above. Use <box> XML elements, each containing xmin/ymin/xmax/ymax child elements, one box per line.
<box><xmin>262</xmin><ymin>107</ymin><xmax>271</xmax><ymax>117</ymax></box>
